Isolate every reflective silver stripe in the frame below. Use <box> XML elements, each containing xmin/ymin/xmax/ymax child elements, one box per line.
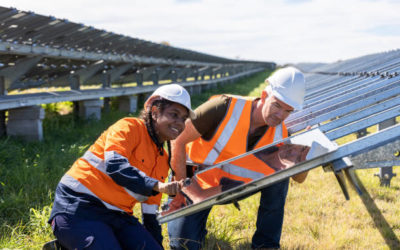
<box><xmin>141</xmin><ymin>203</ymin><xmax>159</xmax><ymax>214</ymax></box>
<box><xmin>274</xmin><ymin>124</ymin><xmax>283</xmax><ymax>142</ymax></box>
<box><xmin>60</xmin><ymin>174</ymin><xmax>125</xmax><ymax>212</ymax></box>
<box><xmin>82</xmin><ymin>151</ymin><xmax>106</xmax><ymax>172</ymax></box>
<box><xmin>221</xmin><ymin>163</ymin><xmax>265</xmax><ymax>180</ymax></box>
<box><xmin>194</xmin><ymin>98</ymin><xmax>285</xmax><ymax>181</ymax></box>
<box><xmin>203</xmin><ymin>98</ymin><xmax>247</xmax><ymax>165</ymax></box>
<box><xmin>124</xmin><ymin>189</ymin><xmax>148</xmax><ymax>202</ymax></box>
<box><xmin>217</xmin><ymin>125</ymin><xmax>284</xmax><ymax>181</ymax></box>
<box><xmin>83</xmin><ymin>150</ymin><xmax>149</xmax><ymax>202</ymax></box>
<box><xmin>186</xmin><ymin>154</ymin><xmax>193</xmax><ymax>164</ymax></box>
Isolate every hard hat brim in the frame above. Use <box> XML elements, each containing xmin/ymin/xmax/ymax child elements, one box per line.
<box><xmin>265</xmin><ymin>85</ymin><xmax>302</xmax><ymax>111</ymax></box>
<box><xmin>144</xmin><ymin>95</ymin><xmax>196</xmax><ymax>120</ymax></box>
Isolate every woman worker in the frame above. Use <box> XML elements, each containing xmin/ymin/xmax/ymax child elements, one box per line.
<box><xmin>48</xmin><ymin>84</ymin><xmax>196</xmax><ymax>249</ymax></box>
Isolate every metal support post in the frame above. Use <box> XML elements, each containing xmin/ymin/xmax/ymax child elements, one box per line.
<box><xmin>324</xmin><ymin>157</ymin><xmax>361</xmax><ymax>199</ymax></box>
<box><xmin>356</xmin><ymin>128</ymin><xmax>368</xmax><ymax>138</ymax></box>
<box><xmin>193</xmin><ymin>71</ymin><xmax>199</xmax><ymax>82</ymax></box>
<box><xmin>136</xmin><ymin>73</ymin><xmax>143</xmax><ymax>87</ymax></box>
<box><xmin>171</xmin><ymin>70</ymin><xmax>178</xmax><ymax>82</ymax></box>
<box><xmin>344</xmin><ymin>168</ymin><xmax>363</xmax><ymax>195</ymax></box>
<box><xmin>181</xmin><ymin>73</ymin><xmax>187</xmax><ymax>82</ymax></box>
<box><xmin>375</xmin><ymin>118</ymin><xmax>397</xmax><ymax>186</ymax></box>
<box><xmin>102</xmin><ymin>72</ymin><xmax>111</xmax><ymax>113</ymax></box>
<box><xmin>152</xmin><ymin>72</ymin><xmax>159</xmax><ymax>86</ymax></box>
<box><xmin>334</xmin><ymin>170</ymin><xmax>350</xmax><ymax>200</ymax></box>
<box><xmin>69</xmin><ymin>74</ymin><xmax>81</xmax><ymax>119</ymax></box>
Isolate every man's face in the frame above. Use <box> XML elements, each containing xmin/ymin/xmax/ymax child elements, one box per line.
<box><xmin>261</xmin><ymin>94</ymin><xmax>294</xmax><ymax>127</ymax></box>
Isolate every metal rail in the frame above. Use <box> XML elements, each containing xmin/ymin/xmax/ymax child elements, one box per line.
<box><xmin>0</xmin><ymin>6</ymin><xmax>273</xmax><ymax>92</ymax></box>
<box><xmin>0</xmin><ymin>67</ymin><xmax>265</xmax><ymax>110</ymax></box>
<box><xmin>158</xmin><ymin>124</ymin><xmax>400</xmax><ymax>223</ymax></box>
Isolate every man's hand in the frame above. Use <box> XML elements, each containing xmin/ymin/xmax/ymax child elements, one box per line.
<box><xmin>154</xmin><ymin>180</ymin><xmax>184</xmax><ymax>195</ymax></box>
<box><xmin>292</xmin><ymin>172</ymin><xmax>308</xmax><ymax>183</ymax></box>
<box><xmin>171</xmin><ymin>119</ymin><xmax>202</xmax><ymax>180</ymax></box>
<box><xmin>291</xmin><ymin>125</ymin><xmax>312</xmax><ymax>183</ymax></box>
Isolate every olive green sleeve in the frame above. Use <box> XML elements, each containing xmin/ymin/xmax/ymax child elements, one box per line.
<box><xmin>192</xmin><ymin>95</ymin><xmax>231</xmax><ymax>140</ymax></box>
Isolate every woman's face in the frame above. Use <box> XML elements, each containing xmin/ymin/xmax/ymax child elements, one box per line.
<box><xmin>153</xmin><ymin>103</ymin><xmax>189</xmax><ymax>142</ymax></box>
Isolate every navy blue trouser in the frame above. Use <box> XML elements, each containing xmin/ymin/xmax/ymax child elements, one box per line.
<box><xmin>52</xmin><ymin>213</ymin><xmax>162</xmax><ymax>250</ymax></box>
<box><xmin>168</xmin><ymin>179</ymin><xmax>290</xmax><ymax>249</ymax></box>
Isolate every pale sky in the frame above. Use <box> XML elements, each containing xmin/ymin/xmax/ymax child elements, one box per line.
<box><xmin>2</xmin><ymin>0</ymin><xmax>400</xmax><ymax>65</ymax></box>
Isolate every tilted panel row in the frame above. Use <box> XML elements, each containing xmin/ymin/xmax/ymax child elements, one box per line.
<box><xmin>0</xmin><ymin>6</ymin><xmax>274</xmax><ymax>92</ymax></box>
<box><xmin>157</xmin><ymin>49</ymin><xmax>400</xmax><ymax>223</ymax></box>
<box><xmin>293</xmin><ymin>49</ymin><xmax>400</xmax><ymax>187</ymax></box>
<box><xmin>0</xmin><ymin>6</ymin><xmax>234</xmax><ymax>63</ymax></box>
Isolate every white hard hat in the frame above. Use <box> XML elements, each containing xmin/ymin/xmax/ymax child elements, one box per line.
<box><xmin>145</xmin><ymin>84</ymin><xmax>196</xmax><ymax>119</ymax></box>
<box><xmin>265</xmin><ymin>67</ymin><xmax>305</xmax><ymax>110</ymax></box>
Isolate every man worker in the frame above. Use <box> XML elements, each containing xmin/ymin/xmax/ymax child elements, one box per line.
<box><xmin>163</xmin><ymin>143</ymin><xmax>311</xmax><ymax>212</ymax></box>
<box><xmin>168</xmin><ymin>67</ymin><xmax>307</xmax><ymax>249</ymax></box>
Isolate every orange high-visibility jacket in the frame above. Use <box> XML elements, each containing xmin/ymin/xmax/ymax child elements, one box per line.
<box><xmin>61</xmin><ymin>118</ymin><xmax>169</xmax><ymax>215</ymax></box>
<box><xmin>186</xmin><ymin>95</ymin><xmax>288</xmax><ymax>189</ymax></box>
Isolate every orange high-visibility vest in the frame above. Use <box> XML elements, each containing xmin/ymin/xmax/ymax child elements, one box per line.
<box><xmin>61</xmin><ymin>118</ymin><xmax>169</xmax><ymax>215</ymax></box>
<box><xmin>187</xmin><ymin>95</ymin><xmax>288</xmax><ymax>189</ymax></box>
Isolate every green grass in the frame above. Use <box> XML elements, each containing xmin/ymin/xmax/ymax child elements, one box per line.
<box><xmin>1</xmin><ymin>70</ymin><xmax>400</xmax><ymax>249</ymax></box>
<box><xmin>0</xmin><ymin>109</ymin><xmax>130</xmax><ymax>248</ymax></box>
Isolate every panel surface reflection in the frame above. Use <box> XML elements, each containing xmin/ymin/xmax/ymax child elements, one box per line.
<box><xmin>161</xmin><ymin>142</ymin><xmax>310</xmax><ymax>216</ymax></box>
<box><xmin>160</xmin><ymin>129</ymin><xmax>337</xmax><ymax>219</ymax></box>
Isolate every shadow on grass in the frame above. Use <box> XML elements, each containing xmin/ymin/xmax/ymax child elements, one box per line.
<box><xmin>233</xmin><ymin>241</ymin><xmax>252</xmax><ymax>250</ymax></box>
<box><xmin>234</xmin><ymin>240</ymin><xmax>311</xmax><ymax>250</ymax></box>
<box><xmin>355</xmin><ymin>173</ymin><xmax>400</xmax><ymax>249</ymax></box>
<box><xmin>203</xmin><ymin>234</ymin><xmax>234</xmax><ymax>250</ymax></box>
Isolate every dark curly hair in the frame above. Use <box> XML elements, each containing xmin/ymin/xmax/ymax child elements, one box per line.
<box><xmin>140</xmin><ymin>98</ymin><xmax>174</xmax><ymax>164</ymax></box>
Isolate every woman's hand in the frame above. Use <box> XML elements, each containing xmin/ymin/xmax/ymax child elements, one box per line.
<box><xmin>154</xmin><ymin>180</ymin><xmax>183</xmax><ymax>195</ymax></box>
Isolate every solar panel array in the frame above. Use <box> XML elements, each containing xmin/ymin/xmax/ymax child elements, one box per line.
<box><xmin>0</xmin><ymin>6</ymin><xmax>273</xmax><ymax>92</ymax></box>
<box><xmin>158</xmin><ymin>49</ymin><xmax>400</xmax><ymax>224</ymax></box>
<box><xmin>291</xmin><ymin>49</ymin><xmax>400</xmax><ymax>187</ymax></box>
